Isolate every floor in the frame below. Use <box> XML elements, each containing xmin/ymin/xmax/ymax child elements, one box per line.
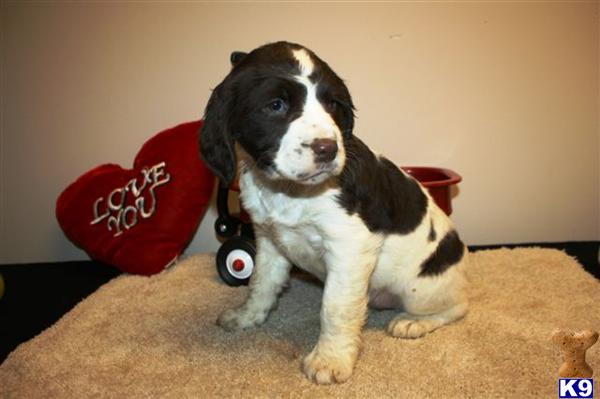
<box><xmin>0</xmin><ymin>241</ymin><xmax>598</xmax><ymax>364</ymax></box>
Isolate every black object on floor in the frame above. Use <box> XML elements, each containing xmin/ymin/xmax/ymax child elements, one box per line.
<box><xmin>0</xmin><ymin>241</ymin><xmax>598</xmax><ymax>364</ymax></box>
<box><xmin>0</xmin><ymin>260</ymin><xmax>120</xmax><ymax>364</ymax></box>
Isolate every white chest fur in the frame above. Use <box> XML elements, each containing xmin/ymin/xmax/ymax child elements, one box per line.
<box><xmin>238</xmin><ymin>171</ymin><xmax>345</xmax><ymax>279</ymax></box>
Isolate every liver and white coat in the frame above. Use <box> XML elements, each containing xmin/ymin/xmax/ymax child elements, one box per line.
<box><xmin>200</xmin><ymin>41</ymin><xmax>468</xmax><ymax>385</ymax></box>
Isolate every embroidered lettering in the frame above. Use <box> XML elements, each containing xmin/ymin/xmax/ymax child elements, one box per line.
<box><xmin>90</xmin><ymin>162</ymin><xmax>171</xmax><ymax>237</ymax></box>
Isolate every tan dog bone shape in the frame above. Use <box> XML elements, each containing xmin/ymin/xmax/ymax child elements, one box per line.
<box><xmin>552</xmin><ymin>329</ymin><xmax>599</xmax><ymax>378</ymax></box>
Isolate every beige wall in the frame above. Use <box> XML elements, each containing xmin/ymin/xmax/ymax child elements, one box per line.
<box><xmin>1</xmin><ymin>2</ymin><xmax>598</xmax><ymax>264</ymax></box>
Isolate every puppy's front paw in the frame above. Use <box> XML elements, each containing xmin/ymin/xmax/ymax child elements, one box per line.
<box><xmin>216</xmin><ymin>307</ymin><xmax>266</xmax><ymax>331</ymax></box>
<box><xmin>302</xmin><ymin>347</ymin><xmax>354</xmax><ymax>385</ymax></box>
<box><xmin>216</xmin><ymin>308</ymin><xmax>244</xmax><ymax>331</ymax></box>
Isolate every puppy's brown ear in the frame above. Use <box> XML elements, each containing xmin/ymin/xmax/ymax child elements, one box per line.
<box><xmin>200</xmin><ymin>81</ymin><xmax>237</xmax><ymax>186</ymax></box>
<box><xmin>334</xmin><ymin>78</ymin><xmax>356</xmax><ymax>140</ymax></box>
<box><xmin>230</xmin><ymin>51</ymin><xmax>247</xmax><ymax>67</ymax></box>
<box><xmin>340</xmin><ymin>99</ymin><xmax>356</xmax><ymax>140</ymax></box>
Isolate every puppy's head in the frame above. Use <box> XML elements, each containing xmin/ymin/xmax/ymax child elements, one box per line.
<box><xmin>200</xmin><ymin>41</ymin><xmax>355</xmax><ymax>186</ymax></box>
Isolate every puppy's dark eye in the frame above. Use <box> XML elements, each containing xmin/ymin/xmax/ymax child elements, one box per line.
<box><xmin>264</xmin><ymin>99</ymin><xmax>288</xmax><ymax>115</ymax></box>
<box><xmin>270</xmin><ymin>100</ymin><xmax>284</xmax><ymax>111</ymax></box>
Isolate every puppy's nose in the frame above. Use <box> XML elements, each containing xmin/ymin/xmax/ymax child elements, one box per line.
<box><xmin>310</xmin><ymin>138</ymin><xmax>338</xmax><ymax>163</ymax></box>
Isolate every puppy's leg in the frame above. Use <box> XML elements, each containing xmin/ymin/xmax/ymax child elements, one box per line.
<box><xmin>302</xmin><ymin>242</ymin><xmax>378</xmax><ymax>385</ymax></box>
<box><xmin>387</xmin><ymin>301</ymin><xmax>467</xmax><ymax>339</ymax></box>
<box><xmin>388</xmin><ymin>266</ymin><xmax>468</xmax><ymax>339</ymax></box>
<box><xmin>217</xmin><ymin>235</ymin><xmax>291</xmax><ymax>331</ymax></box>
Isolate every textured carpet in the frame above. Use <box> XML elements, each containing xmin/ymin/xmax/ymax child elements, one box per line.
<box><xmin>1</xmin><ymin>248</ymin><xmax>598</xmax><ymax>398</ymax></box>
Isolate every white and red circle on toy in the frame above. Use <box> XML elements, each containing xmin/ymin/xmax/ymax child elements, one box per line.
<box><xmin>225</xmin><ymin>249</ymin><xmax>254</xmax><ymax>280</ymax></box>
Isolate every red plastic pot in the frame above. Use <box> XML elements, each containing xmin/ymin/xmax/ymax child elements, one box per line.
<box><xmin>401</xmin><ymin>167</ymin><xmax>462</xmax><ymax>216</ymax></box>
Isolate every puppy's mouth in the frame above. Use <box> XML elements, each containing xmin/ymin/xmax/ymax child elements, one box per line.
<box><xmin>294</xmin><ymin>161</ymin><xmax>344</xmax><ymax>184</ymax></box>
<box><xmin>296</xmin><ymin>170</ymin><xmax>333</xmax><ymax>184</ymax></box>
<box><xmin>297</xmin><ymin>170</ymin><xmax>329</xmax><ymax>181</ymax></box>
<box><xmin>270</xmin><ymin>163</ymin><xmax>339</xmax><ymax>185</ymax></box>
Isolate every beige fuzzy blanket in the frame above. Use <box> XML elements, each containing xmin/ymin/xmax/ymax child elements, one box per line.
<box><xmin>1</xmin><ymin>248</ymin><xmax>599</xmax><ymax>398</ymax></box>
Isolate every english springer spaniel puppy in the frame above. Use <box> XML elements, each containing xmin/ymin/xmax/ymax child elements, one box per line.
<box><xmin>200</xmin><ymin>41</ymin><xmax>468</xmax><ymax>385</ymax></box>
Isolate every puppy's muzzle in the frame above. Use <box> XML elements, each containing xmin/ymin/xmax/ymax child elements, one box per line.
<box><xmin>310</xmin><ymin>138</ymin><xmax>338</xmax><ymax>163</ymax></box>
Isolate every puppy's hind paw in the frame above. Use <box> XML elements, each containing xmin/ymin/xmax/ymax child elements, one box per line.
<box><xmin>302</xmin><ymin>348</ymin><xmax>354</xmax><ymax>385</ymax></box>
<box><xmin>387</xmin><ymin>314</ymin><xmax>433</xmax><ymax>339</ymax></box>
<box><xmin>387</xmin><ymin>304</ymin><xmax>467</xmax><ymax>339</ymax></box>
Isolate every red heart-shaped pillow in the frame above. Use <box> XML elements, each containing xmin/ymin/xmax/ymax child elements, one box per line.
<box><xmin>56</xmin><ymin>120</ymin><xmax>215</xmax><ymax>275</ymax></box>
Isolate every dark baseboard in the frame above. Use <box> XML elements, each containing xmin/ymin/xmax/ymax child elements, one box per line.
<box><xmin>1</xmin><ymin>241</ymin><xmax>598</xmax><ymax>364</ymax></box>
<box><xmin>0</xmin><ymin>260</ymin><xmax>120</xmax><ymax>365</ymax></box>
